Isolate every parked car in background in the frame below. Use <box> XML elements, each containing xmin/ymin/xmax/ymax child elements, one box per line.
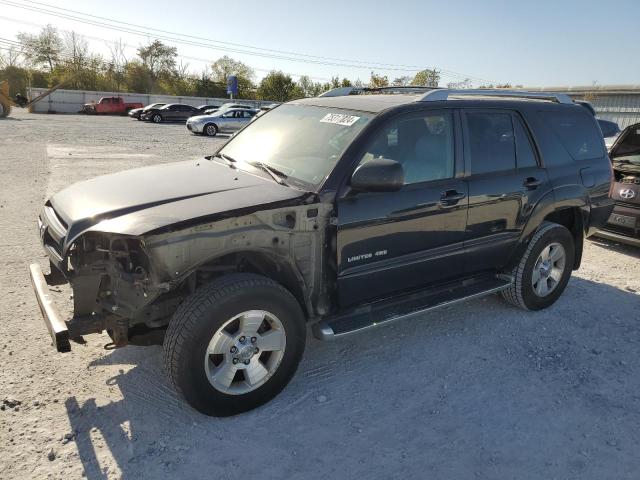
<box><xmin>128</xmin><ymin>103</ymin><xmax>166</xmax><ymax>120</ymax></box>
<box><xmin>197</xmin><ymin>104</ymin><xmax>220</xmax><ymax>113</ymax></box>
<box><xmin>186</xmin><ymin>108</ymin><xmax>257</xmax><ymax>136</ymax></box>
<box><xmin>141</xmin><ymin>103</ymin><xmax>200</xmax><ymax>123</ymax></box>
<box><xmin>251</xmin><ymin>103</ymin><xmax>280</xmax><ymax>122</ymax></box>
<box><xmin>82</xmin><ymin>97</ymin><xmax>143</xmax><ymax>115</ymax></box>
<box><xmin>595</xmin><ymin>122</ymin><xmax>640</xmax><ymax>246</ymax></box>
<box><xmin>204</xmin><ymin>103</ymin><xmax>253</xmax><ymax>114</ymax></box>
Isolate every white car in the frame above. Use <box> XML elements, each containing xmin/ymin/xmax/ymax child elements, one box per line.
<box><xmin>186</xmin><ymin>108</ymin><xmax>257</xmax><ymax>136</ymax></box>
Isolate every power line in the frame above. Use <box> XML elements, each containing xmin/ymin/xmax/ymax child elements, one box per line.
<box><xmin>0</xmin><ymin>0</ymin><xmax>498</xmax><ymax>84</ymax></box>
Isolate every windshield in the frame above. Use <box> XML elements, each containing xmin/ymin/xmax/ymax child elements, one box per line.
<box><xmin>218</xmin><ymin>104</ymin><xmax>372</xmax><ymax>188</ymax></box>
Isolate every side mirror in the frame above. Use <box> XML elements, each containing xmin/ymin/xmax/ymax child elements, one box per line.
<box><xmin>350</xmin><ymin>158</ymin><xmax>404</xmax><ymax>192</ymax></box>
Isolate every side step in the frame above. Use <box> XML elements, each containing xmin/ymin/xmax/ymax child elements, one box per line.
<box><xmin>313</xmin><ymin>274</ymin><xmax>512</xmax><ymax>340</ymax></box>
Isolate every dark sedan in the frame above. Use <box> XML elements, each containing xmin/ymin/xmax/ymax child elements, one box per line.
<box><xmin>128</xmin><ymin>103</ymin><xmax>166</xmax><ymax>120</ymax></box>
<box><xmin>142</xmin><ymin>104</ymin><xmax>200</xmax><ymax>123</ymax></box>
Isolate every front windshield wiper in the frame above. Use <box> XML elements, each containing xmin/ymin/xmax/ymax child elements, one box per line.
<box><xmin>247</xmin><ymin>161</ymin><xmax>289</xmax><ymax>186</ymax></box>
<box><xmin>213</xmin><ymin>152</ymin><xmax>237</xmax><ymax>163</ymax></box>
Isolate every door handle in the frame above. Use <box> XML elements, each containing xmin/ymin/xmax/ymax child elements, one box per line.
<box><xmin>440</xmin><ymin>189</ymin><xmax>466</xmax><ymax>206</ymax></box>
<box><xmin>523</xmin><ymin>177</ymin><xmax>542</xmax><ymax>189</ymax></box>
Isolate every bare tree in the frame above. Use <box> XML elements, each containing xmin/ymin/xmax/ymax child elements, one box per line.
<box><xmin>63</xmin><ymin>31</ymin><xmax>89</xmax><ymax>68</ymax></box>
<box><xmin>0</xmin><ymin>45</ymin><xmax>22</xmax><ymax>68</ymax></box>
<box><xmin>17</xmin><ymin>25</ymin><xmax>62</xmax><ymax>73</ymax></box>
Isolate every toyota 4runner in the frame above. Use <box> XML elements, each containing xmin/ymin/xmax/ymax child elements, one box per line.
<box><xmin>30</xmin><ymin>88</ymin><xmax>614</xmax><ymax>416</ymax></box>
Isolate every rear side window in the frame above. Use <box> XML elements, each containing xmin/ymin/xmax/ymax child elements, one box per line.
<box><xmin>466</xmin><ymin>112</ymin><xmax>516</xmax><ymax>174</ymax></box>
<box><xmin>539</xmin><ymin>110</ymin><xmax>604</xmax><ymax>161</ymax></box>
<box><xmin>513</xmin><ymin>115</ymin><xmax>538</xmax><ymax>168</ymax></box>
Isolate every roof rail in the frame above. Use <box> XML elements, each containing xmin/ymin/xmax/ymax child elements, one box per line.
<box><xmin>318</xmin><ymin>87</ymin><xmax>361</xmax><ymax>97</ymax></box>
<box><xmin>318</xmin><ymin>85</ymin><xmax>439</xmax><ymax>98</ymax></box>
<box><xmin>419</xmin><ymin>89</ymin><xmax>573</xmax><ymax>104</ymax></box>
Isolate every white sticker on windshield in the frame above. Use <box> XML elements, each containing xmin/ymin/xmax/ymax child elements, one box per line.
<box><xmin>320</xmin><ymin>113</ymin><xmax>360</xmax><ymax>126</ymax></box>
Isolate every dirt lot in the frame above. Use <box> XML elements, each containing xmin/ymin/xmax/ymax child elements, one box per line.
<box><xmin>1</xmin><ymin>108</ymin><xmax>639</xmax><ymax>479</ymax></box>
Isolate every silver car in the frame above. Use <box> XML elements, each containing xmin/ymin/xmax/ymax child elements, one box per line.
<box><xmin>186</xmin><ymin>108</ymin><xmax>257</xmax><ymax>136</ymax></box>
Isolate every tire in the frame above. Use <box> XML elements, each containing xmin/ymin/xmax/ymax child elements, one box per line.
<box><xmin>163</xmin><ymin>273</ymin><xmax>306</xmax><ymax>416</ymax></box>
<box><xmin>502</xmin><ymin>221</ymin><xmax>575</xmax><ymax>311</ymax></box>
<box><xmin>203</xmin><ymin>123</ymin><xmax>218</xmax><ymax>136</ymax></box>
<box><xmin>137</xmin><ymin>116</ymin><xmax>142</xmax><ymax>121</ymax></box>
<box><xmin>152</xmin><ymin>114</ymin><xmax>162</xmax><ymax>123</ymax></box>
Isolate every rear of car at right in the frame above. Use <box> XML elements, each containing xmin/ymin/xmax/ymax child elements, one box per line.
<box><xmin>596</xmin><ymin>123</ymin><xmax>640</xmax><ymax>246</ymax></box>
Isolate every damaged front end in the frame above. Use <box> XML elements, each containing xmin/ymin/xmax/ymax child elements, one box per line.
<box><xmin>31</xmin><ymin>195</ymin><xmax>333</xmax><ymax>353</ymax></box>
<box><xmin>31</xmin><ymin>206</ymin><xmax>174</xmax><ymax>352</ymax></box>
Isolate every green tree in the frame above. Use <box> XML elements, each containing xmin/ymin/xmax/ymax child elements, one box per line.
<box><xmin>297</xmin><ymin>75</ymin><xmax>315</xmax><ymax>97</ymax></box>
<box><xmin>257</xmin><ymin>71</ymin><xmax>303</xmax><ymax>102</ymax></box>
<box><xmin>411</xmin><ymin>69</ymin><xmax>440</xmax><ymax>87</ymax></box>
<box><xmin>137</xmin><ymin>40</ymin><xmax>177</xmax><ymax>78</ymax></box>
<box><xmin>392</xmin><ymin>76</ymin><xmax>412</xmax><ymax>87</ymax></box>
<box><xmin>17</xmin><ymin>25</ymin><xmax>62</xmax><ymax>73</ymax></box>
<box><xmin>340</xmin><ymin>78</ymin><xmax>353</xmax><ymax>87</ymax></box>
<box><xmin>369</xmin><ymin>72</ymin><xmax>389</xmax><ymax>88</ymax></box>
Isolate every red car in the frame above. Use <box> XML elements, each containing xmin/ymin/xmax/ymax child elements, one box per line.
<box><xmin>82</xmin><ymin>97</ymin><xmax>143</xmax><ymax>115</ymax></box>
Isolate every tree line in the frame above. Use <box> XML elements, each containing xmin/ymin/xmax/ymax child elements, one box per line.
<box><xmin>0</xmin><ymin>25</ymin><xmax>514</xmax><ymax>102</ymax></box>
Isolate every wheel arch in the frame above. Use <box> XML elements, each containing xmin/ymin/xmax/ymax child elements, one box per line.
<box><xmin>192</xmin><ymin>249</ymin><xmax>310</xmax><ymax>317</ymax></box>
<box><xmin>508</xmin><ymin>191</ymin><xmax>588</xmax><ymax>272</ymax></box>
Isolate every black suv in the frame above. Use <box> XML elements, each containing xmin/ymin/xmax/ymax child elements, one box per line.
<box><xmin>30</xmin><ymin>88</ymin><xmax>614</xmax><ymax>416</ymax></box>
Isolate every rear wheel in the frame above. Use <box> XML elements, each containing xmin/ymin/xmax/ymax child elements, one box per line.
<box><xmin>203</xmin><ymin>123</ymin><xmax>218</xmax><ymax>136</ymax></box>
<box><xmin>163</xmin><ymin>273</ymin><xmax>306</xmax><ymax>416</ymax></box>
<box><xmin>152</xmin><ymin>113</ymin><xmax>162</xmax><ymax>123</ymax></box>
<box><xmin>502</xmin><ymin>221</ymin><xmax>574</xmax><ymax>310</ymax></box>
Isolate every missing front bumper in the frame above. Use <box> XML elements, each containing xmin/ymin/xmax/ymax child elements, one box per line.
<box><xmin>29</xmin><ymin>263</ymin><xmax>71</xmax><ymax>352</ymax></box>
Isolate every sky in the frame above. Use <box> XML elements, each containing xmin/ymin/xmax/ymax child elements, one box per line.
<box><xmin>0</xmin><ymin>0</ymin><xmax>639</xmax><ymax>87</ymax></box>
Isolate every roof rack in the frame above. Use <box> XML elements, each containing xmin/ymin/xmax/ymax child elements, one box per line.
<box><xmin>419</xmin><ymin>89</ymin><xmax>573</xmax><ymax>104</ymax></box>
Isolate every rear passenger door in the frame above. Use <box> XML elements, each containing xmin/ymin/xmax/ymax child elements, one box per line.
<box><xmin>462</xmin><ymin>109</ymin><xmax>550</xmax><ymax>273</ymax></box>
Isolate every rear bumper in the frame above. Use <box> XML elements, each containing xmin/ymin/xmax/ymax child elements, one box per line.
<box><xmin>594</xmin><ymin>229</ymin><xmax>640</xmax><ymax>247</ymax></box>
<box><xmin>594</xmin><ymin>203</ymin><xmax>640</xmax><ymax>247</ymax></box>
<box><xmin>29</xmin><ymin>263</ymin><xmax>70</xmax><ymax>352</ymax></box>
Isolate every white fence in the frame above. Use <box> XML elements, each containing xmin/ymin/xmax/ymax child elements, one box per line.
<box><xmin>27</xmin><ymin>88</ymin><xmax>274</xmax><ymax>113</ymax></box>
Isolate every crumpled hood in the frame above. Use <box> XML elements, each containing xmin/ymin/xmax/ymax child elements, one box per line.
<box><xmin>49</xmin><ymin>159</ymin><xmax>306</xmax><ymax>249</ymax></box>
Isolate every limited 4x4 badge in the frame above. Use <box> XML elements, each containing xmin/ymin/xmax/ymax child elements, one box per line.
<box><xmin>347</xmin><ymin>249</ymin><xmax>388</xmax><ymax>263</ymax></box>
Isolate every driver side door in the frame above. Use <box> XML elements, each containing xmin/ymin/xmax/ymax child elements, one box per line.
<box><xmin>336</xmin><ymin>109</ymin><xmax>469</xmax><ymax>307</ymax></box>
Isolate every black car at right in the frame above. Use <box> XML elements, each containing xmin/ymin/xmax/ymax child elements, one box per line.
<box><xmin>595</xmin><ymin>122</ymin><xmax>640</xmax><ymax>246</ymax></box>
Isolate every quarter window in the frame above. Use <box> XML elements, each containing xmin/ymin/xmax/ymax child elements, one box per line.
<box><xmin>513</xmin><ymin>115</ymin><xmax>538</xmax><ymax>168</ymax></box>
<box><xmin>466</xmin><ymin>112</ymin><xmax>516</xmax><ymax>174</ymax></box>
<box><xmin>358</xmin><ymin>112</ymin><xmax>455</xmax><ymax>184</ymax></box>
<box><xmin>539</xmin><ymin>110</ymin><xmax>604</xmax><ymax>161</ymax></box>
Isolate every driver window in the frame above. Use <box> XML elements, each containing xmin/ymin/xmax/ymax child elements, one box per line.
<box><xmin>358</xmin><ymin>111</ymin><xmax>455</xmax><ymax>184</ymax></box>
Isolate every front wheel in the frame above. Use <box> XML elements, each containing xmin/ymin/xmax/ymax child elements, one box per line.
<box><xmin>152</xmin><ymin>114</ymin><xmax>162</xmax><ymax>123</ymax></box>
<box><xmin>163</xmin><ymin>273</ymin><xmax>306</xmax><ymax>416</ymax></box>
<box><xmin>502</xmin><ymin>221</ymin><xmax>575</xmax><ymax>310</ymax></box>
<box><xmin>203</xmin><ymin>123</ymin><xmax>218</xmax><ymax>136</ymax></box>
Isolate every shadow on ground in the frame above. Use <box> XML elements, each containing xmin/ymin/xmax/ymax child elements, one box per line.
<box><xmin>587</xmin><ymin>237</ymin><xmax>640</xmax><ymax>259</ymax></box>
<box><xmin>66</xmin><ymin>277</ymin><xmax>640</xmax><ymax>480</ymax></box>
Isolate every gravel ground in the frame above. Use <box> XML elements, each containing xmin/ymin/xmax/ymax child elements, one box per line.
<box><xmin>1</xmin><ymin>108</ymin><xmax>639</xmax><ymax>480</ymax></box>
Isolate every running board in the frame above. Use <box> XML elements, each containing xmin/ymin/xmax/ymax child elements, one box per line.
<box><xmin>313</xmin><ymin>274</ymin><xmax>513</xmax><ymax>340</ymax></box>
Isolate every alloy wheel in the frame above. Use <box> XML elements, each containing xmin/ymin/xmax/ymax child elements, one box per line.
<box><xmin>531</xmin><ymin>242</ymin><xmax>566</xmax><ymax>297</ymax></box>
<box><xmin>204</xmin><ymin>310</ymin><xmax>286</xmax><ymax>395</ymax></box>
